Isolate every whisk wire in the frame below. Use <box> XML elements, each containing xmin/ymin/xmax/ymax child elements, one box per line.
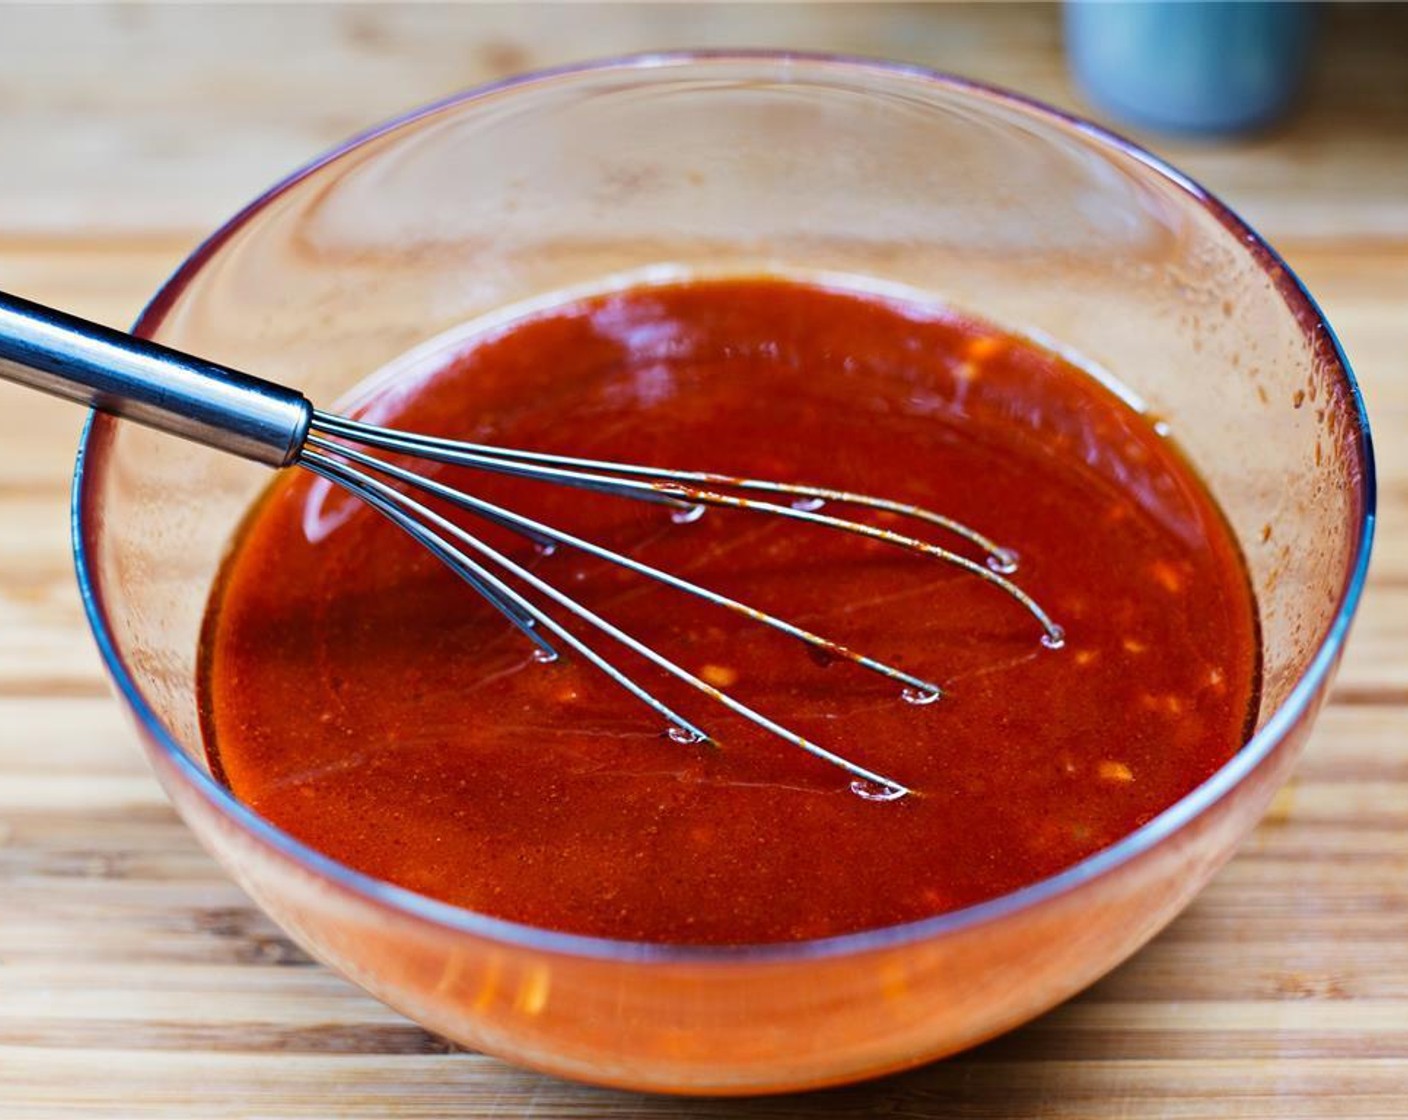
<box><xmin>298</xmin><ymin>413</ymin><xmax>1070</xmax><ymax>800</ymax></box>
<box><xmin>302</xmin><ymin>450</ymin><xmax>710</xmax><ymax>744</ymax></box>
<box><xmin>304</xmin><ymin>433</ymin><xmax>946</xmax><ymax>698</ymax></box>
<box><xmin>313</xmin><ymin>413</ymin><xmax>1010</xmax><ymax>564</ymax></box>
<box><xmin>302</xmin><ymin>448</ymin><xmax>912</xmax><ymax>799</ymax></box>
<box><xmin>309</xmin><ymin>412</ymin><xmax>1064</xmax><ymax>647</ymax></box>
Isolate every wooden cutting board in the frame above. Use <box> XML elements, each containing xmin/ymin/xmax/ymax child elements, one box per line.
<box><xmin>2</xmin><ymin>5</ymin><xmax>1407</xmax><ymax>1117</ymax></box>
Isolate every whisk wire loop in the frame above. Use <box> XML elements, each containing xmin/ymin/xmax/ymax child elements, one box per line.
<box><xmin>302</xmin><ymin>414</ymin><xmax>1067</xmax><ymax>800</ymax></box>
<box><xmin>309</xmin><ymin>412</ymin><xmax>1064</xmax><ymax>645</ymax></box>
<box><xmin>313</xmin><ymin>413</ymin><xmax>1007</xmax><ymax>559</ymax></box>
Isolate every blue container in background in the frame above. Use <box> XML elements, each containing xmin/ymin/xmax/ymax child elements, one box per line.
<box><xmin>1065</xmin><ymin>1</ymin><xmax>1316</xmax><ymax>135</ymax></box>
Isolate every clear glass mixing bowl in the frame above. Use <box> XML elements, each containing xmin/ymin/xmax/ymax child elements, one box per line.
<box><xmin>73</xmin><ymin>54</ymin><xmax>1374</xmax><ymax>1094</ymax></box>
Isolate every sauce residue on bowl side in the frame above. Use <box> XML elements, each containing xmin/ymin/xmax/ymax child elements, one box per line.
<box><xmin>198</xmin><ymin>277</ymin><xmax>1259</xmax><ymax>944</ymax></box>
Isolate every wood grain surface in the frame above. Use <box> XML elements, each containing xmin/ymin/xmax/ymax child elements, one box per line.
<box><xmin>1</xmin><ymin>4</ymin><xmax>1405</xmax><ymax>1117</ymax></box>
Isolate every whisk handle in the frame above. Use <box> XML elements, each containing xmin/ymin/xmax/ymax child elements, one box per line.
<box><xmin>0</xmin><ymin>289</ymin><xmax>311</xmax><ymax>467</ymax></box>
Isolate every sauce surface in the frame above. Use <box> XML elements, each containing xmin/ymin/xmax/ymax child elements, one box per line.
<box><xmin>200</xmin><ymin>277</ymin><xmax>1259</xmax><ymax>944</ymax></box>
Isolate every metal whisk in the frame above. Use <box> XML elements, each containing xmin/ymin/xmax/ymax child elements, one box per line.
<box><xmin>0</xmin><ymin>289</ymin><xmax>1062</xmax><ymax>801</ymax></box>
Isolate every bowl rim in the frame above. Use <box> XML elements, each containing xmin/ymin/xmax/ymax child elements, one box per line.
<box><xmin>71</xmin><ymin>50</ymin><xmax>1377</xmax><ymax>965</ymax></box>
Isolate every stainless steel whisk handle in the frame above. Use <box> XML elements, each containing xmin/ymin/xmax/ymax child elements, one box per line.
<box><xmin>0</xmin><ymin>289</ymin><xmax>311</xmax><ymax>467</ymax></box>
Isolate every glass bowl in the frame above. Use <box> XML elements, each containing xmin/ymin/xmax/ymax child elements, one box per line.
<box><xmin>73</xmin><ymin>53</ymin><xmax>1374</xmax><ymax>1095</ymax></box>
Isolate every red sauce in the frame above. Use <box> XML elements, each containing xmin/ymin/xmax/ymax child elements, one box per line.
<box><xmin>199</xmin><ymin>278</ymin><xmax>1259</xmax><ymax>944</ymax></box>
